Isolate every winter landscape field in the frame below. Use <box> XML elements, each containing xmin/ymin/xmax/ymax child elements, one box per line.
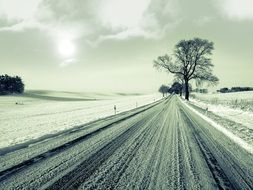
<box><xmin>1</xmin><ymin>94</ymin><xmax>253</xmax><ymax>189</ymax></box>
<box><xmin>192</xmin><ymin>91</ymin><xmax>253</xmax><ymax>111</ymax></box>
<box><xmin>0</xmin><ymin>90</ymin><xmax>161</xmax><ymax>149</ymax></box>
<box><xmin>1</xmin><ymin>0</ymin><xmax>253</xmax><ymax>189</ymax></box>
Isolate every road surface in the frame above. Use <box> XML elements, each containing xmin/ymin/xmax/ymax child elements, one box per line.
<box><xmin>0</xmin><ymin>96</ymin><xmax>253</xmax><ymax>190</ymax></box>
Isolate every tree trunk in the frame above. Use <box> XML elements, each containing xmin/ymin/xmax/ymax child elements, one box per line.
<box><xmin>185</xmin><ymin>80</ymin><xmax>189</xmax><ymax>100</ymax></box>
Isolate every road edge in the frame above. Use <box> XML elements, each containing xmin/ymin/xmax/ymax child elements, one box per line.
<box><xmin>179</xmin><ymin>97</ymin><xmax>253</xmax><ymax>155</ymax></box>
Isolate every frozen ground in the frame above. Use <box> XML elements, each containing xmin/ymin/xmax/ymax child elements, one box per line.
<box><xmin>1</xmin><ymin>96</ymin><xmax>252</xmax><ymax>189</ymax></box>
<box><xmin>0</xmin><ymin>90</ymin><xmax>162</xmax><ymax>149</ymax></box>
<box><xmin>190</xmin><ymin>92</ymin><xmax>253</xmax><ymax>129</ymax></box>
<box><xmin>192</xmin><ymin>91</ymin><xmax>253</xmax><ymax>111</ymax></box>
<box><xmin>182</xmin><ymin>99</ymin><xmax>253</xmax><ymax>154</ymax></box>
<box><xmin>189</xmin><ymin>92</ymin><xmax>253</xmax><ymax>146</ymax></box>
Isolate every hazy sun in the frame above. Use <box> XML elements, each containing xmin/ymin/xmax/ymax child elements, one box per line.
<box><xmin>58</xmin><ymin>39</ymin><xmax>75</xmax><ymax>57</ymax></box>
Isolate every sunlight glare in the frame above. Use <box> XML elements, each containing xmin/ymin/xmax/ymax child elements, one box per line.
<box><xmin>58</xmin><ymin>39</ymin><xmax>75</xmax><ymax>57</ymax></box>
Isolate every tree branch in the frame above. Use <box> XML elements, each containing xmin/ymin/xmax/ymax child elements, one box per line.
<box><xmin>154</xmin><ymin>55</ymin><xmax>184</xmax><ymax>75</ymax></box>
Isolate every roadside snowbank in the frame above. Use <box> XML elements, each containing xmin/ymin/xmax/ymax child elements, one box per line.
<box><xmin>180</xmin><ymin>99</ymin><xmax>253</xmax><ymax>155</ymax></box>
<box><xmin>190</xmin><ymin>98</ymin><xmax>253</xmax><ymax>130</ymax></box>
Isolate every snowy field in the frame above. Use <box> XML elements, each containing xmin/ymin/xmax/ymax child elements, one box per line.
<box><xmin>190</xmin><ymin>91</ymin><xmax>253</xmax><ymax>145</ymax></box>
<box><xmin>0</xmin><ymin>90</ymin><xmax>162</xmax><ymax>149</ymax></box>
<box><xmin>190</xmin><ymin>92</ymin><xmax>253</xmax><ymax>129</ymax></box>
<box><xmin>192</xmin><ymin>91</ymin><xmax>253</xmax><ymax>111</ymax></box>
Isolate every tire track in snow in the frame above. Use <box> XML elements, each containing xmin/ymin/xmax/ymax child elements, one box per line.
<box><xmin>162</xmin><ymin>100</ymin><xmax>182</xmax><ymax>190</ymax></box>
<box><xmin>72</xmin><ymin>98</ymin><xmax>173</xmax><ymax>190</ymax></box>
<box><xmin>138</xmin><ymin>107</ymin><xmax>170</xmax><ymax>190</ymax></box>
<box><xmin>46</xmin><ymin>103</ymin><xmax>167</xmax><ymax>190</ymax></box>
<box><xmin>180</xmin><ymin>104</ymin><xmax>253</xmax><ymax>189</ymax></box>
<box><xmin>180</xmin><ymin>109</ymin><xmax>234</xmax><ymax>189</ymax></box>
<box><xmin>119</xmin><ymin>100</ymin><xmax>174</xmax><ymax>190</ymax></box>
<box><xmin>79</xmin><ymin>106</ymin><xmax>165</xmax><ymax>190</ymax></box>
<box><xmin>95</xmin><ymin>100</ymin><xmax>172</xmax><ymax>190</ymax></box>
<box><xmin>177</xmin><ymin>115</ymin><xmax>201</xmax><ymax>190</ymax></box>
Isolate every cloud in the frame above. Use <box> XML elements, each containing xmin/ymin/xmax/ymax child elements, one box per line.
<box><xmin>0</xmin><ymin>0</ymin><xmax>43</xmax><ymax>21</ymax></box>
<box><xmin>60</xmin><ymin>58</ymin><xmax>78</xmax><ymax>67</ymax></box>
<box><xmin>98</xmin><ymin>0</ymin><xmax>151</xmax><ymax>29</ymax></box>
<box><xmin>0</xmin><ymin>0</ymin><xmax>86</xmax><ymax>34</ymax></box>
<box><xmin>215</xmin><ymin>0</ymin><xmax>253</xmax><ymax>20</ymax></box>
<box><xmin>92</xmin><ymin>20</ymin><xmax>180</xmax><ymax>46</ymax></box>
<box><xmin>94</xmin><ymin>0</ymin><xmax>180</xmax><ymax>43</ymax></box>
<box><xmin>0</xmin><ymin>0</ymin><xmax>46</xmax><ymax>32</ymax></box>
<box><xmin>0</xmin><ymin>0</ymin><xmax>180</xmax><ymax>44</ymax></box>
<box><xmin>0</xmin><ymin>20</ymin><xmax>41</xmax><ymax>31</ymax></box>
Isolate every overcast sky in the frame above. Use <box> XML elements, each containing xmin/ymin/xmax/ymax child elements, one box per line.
<box><xmin>0</xmin><ymin>0</ymin><xmax>252</xmax><ymax>93</ymax></box>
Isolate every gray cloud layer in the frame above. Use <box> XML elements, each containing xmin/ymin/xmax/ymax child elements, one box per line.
<box><xmin>0</xmin><ymin>0</ymin><xmax>252</xmax><ymax>92</ymax></box>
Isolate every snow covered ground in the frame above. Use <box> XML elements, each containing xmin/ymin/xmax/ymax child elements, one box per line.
<box><xmin>1</xmin><ymin>96</ymin><xmax>253</xmax><ymax>189</ymax></box>
<box><xmin>190</xmin><ymin>92</ymin><xmax>253</xmax><ymax>129</ymax></box>
<box><xmin>0</xmin><ymin>90</ymin><xmax>162</xmax><ymax>149</ymax></box>
<box><xmin>192</xmin><ymin>91</ymin><xmax>253</xmax><ymax>111</ymax></box>
<box><xmin>181</xmin><ymin>99</ymin><xmax>253</xmax><ymax>155</ymax></box>
<box><xmin>189</xmin><ymin>92</ymin><xmax>253</xmax><ymax>146</ymax></box>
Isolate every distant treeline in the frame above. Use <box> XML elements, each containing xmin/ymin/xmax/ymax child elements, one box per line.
<box><xmin>217</xmin><ymin>87</ymin><xmax>253</xmax><ymax>93</ymax></box>
<box><xmin>0</xmin><ymin>74</ymin><xmax>25</xmax><ymax>95</ymax></box>
<box><xmin>192</xmin><ymin>88</ymin><xmax>208</xmax><ymax>94</ymax></box>
<box><xmin>159</xmin><ymin>82</ymin><xmax>192</xmax><ymax>97</ymax></box>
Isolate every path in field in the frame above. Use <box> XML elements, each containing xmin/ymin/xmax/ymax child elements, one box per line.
<box><xmin>0</xmin><ymin>96</ymin><xmax>253</xmax><ymax>189</ymax></box>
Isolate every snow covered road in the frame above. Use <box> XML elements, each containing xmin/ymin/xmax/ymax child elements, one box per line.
<box><xmin>0</xmin><ymin>95</ymin><xmax>253</xmax><ymax>189</ymax></box>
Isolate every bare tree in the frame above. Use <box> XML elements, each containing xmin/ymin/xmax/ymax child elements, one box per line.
<box><xmin>158</xmin><ymin>84</ymin><xmax>169</xmax><ymax>97</ymax></box>
<box><xmin>168</xmin><ymin>82</ymin><xmax>183</xmax><ymax>96</ymax></box>
<box><xmin>173</xmin><ymin>74</ymin><xmax>184</xmax><ymax>96</ymax></box>
<box><xmin>154</xmin><ymin>38</ymin><xmax>219</xmax><ymax>100</ymax></box>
